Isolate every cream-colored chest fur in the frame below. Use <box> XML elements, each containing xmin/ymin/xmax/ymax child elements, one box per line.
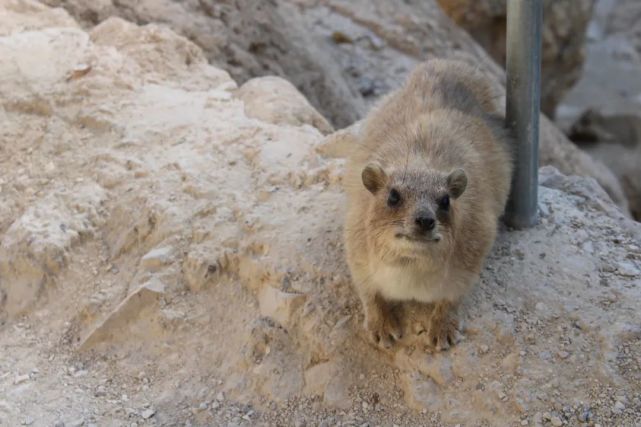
<box><xmin>371</xmin><ymin>262</ymin><xmax>467</xmax><ymax>303</ymax></box>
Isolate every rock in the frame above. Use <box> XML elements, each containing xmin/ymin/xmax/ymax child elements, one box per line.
<box><xmin>236</xmin><ymin>76</ymin><xmax>333</xmax><ymax>135</ymax></box>
<box><xmin>608</xmin><ymin>2</ymin><xmax>641</xmax><ymax>57</ymax></box>
<box><xmin>556</xmin><ymin>0</ymin><xmax>641</xmax><ymax>218</ymax></box>
<box><xmin>39</xmin><ymin>0</ymin><xmax>629</xmax><ymax>212</ymax></box>
<box><xmin>182</xmin><ymin>244</ymin><xmax>235</xmax><ymax>293</ymax></box>
<box><xmin>323</xmin><ymin>369</ymin><xmax>353</xmax><ymax>410</ymax></box>
<box><xmin>557</xmin><ymin>351</ymin><xmax>570</xmax><ymax>360</ymax></box>
<box><xmin>140</xmin><ymin>246</ymin><xmax>174</xmax><ymax>272</ymax></box>
<box><xmin>613</xmin><ymin>400</ymin><xmax>625</xmax><ymax>413</ymax></box>
<box><xmin>79</xmin><ymin>280</ymin><xmax>165</xmax><ymax>351</ymax></box>
<box><xmin>1</xmin><ymin>2</ymin><xmax>641</xmax><ymax>426</ymax></box>
<box><xmin>303</xmin><ymin>362</ymin><xmax>335</xmax><ymax>396</ymax></box>
<box><xmin>257</xmin><ymin>286</ymin><xmax>307</xmax><ymax>328</ymax></box>
<box><xmin>534</xmin><ymin>302</ymin><xmax>548</xmax><ymax>313</ymax></box>
<box><xmin>402</xmin><ymin>372</ymin><xmax>443</xmax><ymax>412</ymax></box>
<box><xmin>436</xmin><ymin>0</ymin><xmax>595</xmax><ymax>117</ymax></box>
<box><xmin>569</xmin><ymin>111</ymin><xmax>641</xmax><ymax>220</ymax></box>
<box><xmin>550</xmin><ymin>415</ymin><xmax>563</xmax><ymax>427</ymax></box>
<box><xmin>13</xmin><ymin>374</ymin><xmax>30</xmax><ymax>385</ymax></box>
<box><xmin>0</xmin><ymin>183</ymin><xmax>106</xmax><ymax>316</ymax></box>
<box><xmin>94</xmin><ymin>385</ymin><xmax>107</xmax><ymax>397</ymax></box>
<box><xmin>578</xmin><ymin>407</ymin><xmax>592</xmax><ymax>422</ymax></box>
<box><xmin>616</xmin><ymin>260</ymin><xmax>640</xmax><ymax>277</ymax></box>
<box><xmin>69</xmin><ymin>418</ymin><xmax>84</xmax><ymax>427</ymax></box>
<box><xmin>141</xmin><ymin>409</ymin><xmax>155</xmax><ymax>419</ymax></box>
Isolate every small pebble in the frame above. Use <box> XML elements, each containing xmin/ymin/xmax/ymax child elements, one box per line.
<box><xmin>613</xmin><ymin>401</ymin><xmax>625</xmax><ymax>412</ymax></box>
<box><xmin>550</xmin><ymin>416</ymin><xmax>563</xmax><ymax>426</ymax></box>
<box><xmin>578</xmin><ymin>408</ymin><xmax>591</xmax><ymax>422</ymax></box>
<box><xmin>557</xmin><ymin>351</ymin><xmax>570</xmax><ymax>359</ymax></box>
<box><xmin>69</xmin><ymin>418</ymin><xmax>84</xmax><ymax>427</ymax></box>
<box><xmin>141</xmin><ymin>409</ymin><xmax>155</xmax><ymax>419</ymax></box>
<box><xmin>14</xmin><ymin>374</ymin><xmax>30</xmax><ymax>385</ymax></box>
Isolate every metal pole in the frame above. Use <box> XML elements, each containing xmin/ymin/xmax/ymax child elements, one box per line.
<box><xmin>504</xmin><ymin>0</ymin><xmax>542</xmax><ymax>229</ymax></box>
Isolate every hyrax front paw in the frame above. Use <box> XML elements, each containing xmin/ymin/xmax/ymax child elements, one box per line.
<box><xmin>365</xmin><ymin>309</ymin><xmax>403</xmax><ymax>350</ymax></box>
<box><xmin>427</xmin><ymin>303</ymin><xmax>461</xmax><ymax>351</ymax></box>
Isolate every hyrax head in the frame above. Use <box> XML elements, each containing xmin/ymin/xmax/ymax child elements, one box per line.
<box><xmin>361</xmin><ymin>162</ymin><xmax>467</xmax><ymax>257</ymax></box>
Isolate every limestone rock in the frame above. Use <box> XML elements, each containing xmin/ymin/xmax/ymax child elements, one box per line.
<box><xmin>0</xmin><ymin>183</ymin><xmax>106</xmax><ymax>316</ymax></box>
<box><xmin>79</xmin><ymin>279</ymin><xmax>166</xmax><ymax>351</ymax></box>
<box><xmin>236</xmin><ymin>76</ymin><xmax>333</xmax><ymax>135</ymax></box>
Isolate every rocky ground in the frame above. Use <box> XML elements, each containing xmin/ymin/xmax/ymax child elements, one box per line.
<box><xmin>1</xmin><ymin>1</ymin><xmax>641</xmax><ymax>427</ymax></box>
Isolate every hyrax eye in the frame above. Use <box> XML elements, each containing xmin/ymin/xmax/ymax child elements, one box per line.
<box><xmin>438</xmin><ymin>195</ymin><xmax>450</xmax><ymax>210</ymax></box>
<box><xmin>387</xmin><ymin>189</ymin><xmax>401</xmax><ymax>207</ymax></box>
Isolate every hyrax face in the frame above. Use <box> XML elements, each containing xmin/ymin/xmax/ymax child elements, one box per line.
<box><xmin>361</xmin><ymin>163</ymin><xmax>467</xmax><ymax>258</ymax></box>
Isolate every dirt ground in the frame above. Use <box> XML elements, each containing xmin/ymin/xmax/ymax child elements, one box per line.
<box><xmin>1</xmin><ymin>1</ymin><xmax>640</xmax><ymax>427</ymax></box>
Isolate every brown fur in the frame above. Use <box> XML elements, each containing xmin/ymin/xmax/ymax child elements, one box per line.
<box><xmin>343</xmin><ymin>59</ymin><xmax>513</xmax><ymax>351</ymax></box>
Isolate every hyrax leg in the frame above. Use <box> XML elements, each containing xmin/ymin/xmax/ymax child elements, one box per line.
<box><xmin>361</xmin><ymin>292</ymin><xmax>403</xmax><ymax>349</ymax></box>
<box><xmin>427</xmin><ymin>300</ymin><xmax>462</xmax><ymax>351</ymax></box>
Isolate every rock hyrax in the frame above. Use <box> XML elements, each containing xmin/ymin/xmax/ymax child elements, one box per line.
<box><xmin>344</xmin><ymin>59</ymin><xmax>513</xmax><ymax>351</ymax></box>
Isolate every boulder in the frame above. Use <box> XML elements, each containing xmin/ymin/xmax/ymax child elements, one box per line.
<box><xmin>436</xmin><ymin>0</ymin><xmax>595</xmax><ymax>118</ymax></box>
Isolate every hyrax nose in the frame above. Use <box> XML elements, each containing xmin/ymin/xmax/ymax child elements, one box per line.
<box><xmin>415</xmin><ymin>215</ymin><xmax>435</xmax><ymax>231</ymax></box>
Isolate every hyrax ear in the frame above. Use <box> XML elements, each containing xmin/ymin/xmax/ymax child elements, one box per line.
<box><xmin>447</xmin><ymin>168</ymin><xmax>467</xmax><ymax>199</ymax></box>
<box><xmin>361</xmin><ymin>163</ymin><xmax>387</xmax><ymax>194</ymax></box>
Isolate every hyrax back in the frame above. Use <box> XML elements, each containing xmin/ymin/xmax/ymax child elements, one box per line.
<box><xmin>344</xmin><ymin>59</ymin><xmax>513</xmax><ymax>351</ymax></box>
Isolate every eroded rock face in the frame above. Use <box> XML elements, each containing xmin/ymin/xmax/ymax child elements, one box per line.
<box><xmin>436</xmin><ymin>0</ymin><xmax>595</xmax><ymax>118</ymax></box>
<box><xmin>1</xmin><ymin>2</ymin><xmax>641</xmax><ymax>426</ymax></box>
<box><xmin>604</xmin><ymin>0</ymin><xmax>641</xmax><ymax>57</ymax></box>
<box><xmin>557</xmin><ymin>0</ymin><xmax>641</xmax><ymax>221</ymax></box>
<box><xmin>39</xmin><ymin>0</ymin><xmax>630</xmax><ymax>215</ymax></box>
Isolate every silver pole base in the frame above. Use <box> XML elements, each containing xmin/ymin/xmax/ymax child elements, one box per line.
<box><xmin>504</xmin><ymin>0</ymin><xmax>543</xmax><ymax>229</ymax></box>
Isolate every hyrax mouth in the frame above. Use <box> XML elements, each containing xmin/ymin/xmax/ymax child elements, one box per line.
<box><xmin>395</xmin><ymin>233</ymin><xmax>441</xmax><ymax>243</ymax></box>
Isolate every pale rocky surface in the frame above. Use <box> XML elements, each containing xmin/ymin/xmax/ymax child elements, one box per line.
<box><xmin>436</xmin><ymin>0</ymin><xmax>595</xmax><ymax>118</ymax></box>
<box><xmin>37</xmin><ymin>0</ymin><xmax>631</xmax><ymax>214</ymax></box>
<box><xmin>1</xmin><ymin>2</ymin><xmax>641</xmax><ymax>427</ymax></box>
